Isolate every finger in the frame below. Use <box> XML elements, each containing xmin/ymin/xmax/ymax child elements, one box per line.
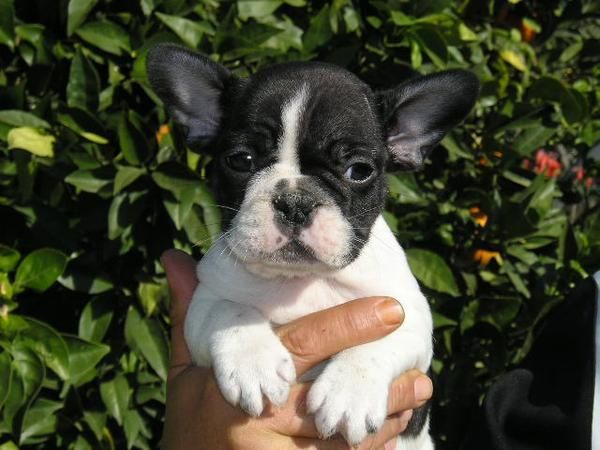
<box><xmin>262</xmin><ymin>369</ymin><xmax>432</xmax><ymax>436</ymax></box>
<box><xmin>358</xmin><ymin>410</ymin><xmax>413</xmax><ymax>450</ymax></box>
<box><xmin>387</xmin><ymin>370</ymin><xmax>433</xmax><ymax>414</ymax></box>
<box><xmin>276</xmin><ymin>297</ymin><xmax>404</xmax><ymax>376</ymax></box>
<box><xmin>286</xmin><ymin>436</ymin><xmax>353</xmax><ymax>450</ymax></box>
<box><xmin>161</xmin><ymin>249</ymin><xmax>198</xmax><ymax>381</ymax></box>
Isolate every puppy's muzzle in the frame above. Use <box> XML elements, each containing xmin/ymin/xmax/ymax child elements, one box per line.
<box><xmin>272</xmin><ymin>190</ymin><xmax>320</xmax><ymax>229</ymax></box>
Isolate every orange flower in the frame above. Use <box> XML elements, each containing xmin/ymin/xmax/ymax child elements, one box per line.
<box><xmin>473</xmin><ymin>249</ymin><xmax>502</xmax><ymax>266</ymax></box>
<box><xmin>156</xmin><ymin>124</ymin><xmax>170</xmax><ymax>144</ymax></box>
<box><xmin>493</xmin><ymin>150</ymin><xmax>503</xmax><ymax>159</ymax></box>
<box><xmin>469</xmin><ymin>206</ymin><xmax>488</xmax><ymax>227</ymax></box>
<box><xmin>520</xmin><ymin>18</ymin><xmax>538</xmax><ymax>43</ymax></box>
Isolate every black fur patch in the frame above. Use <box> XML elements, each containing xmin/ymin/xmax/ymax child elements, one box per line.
<box><xmin>403</xmin><ymin>400</ymin><xmax>431</xmax><ymax>437</ymax></box>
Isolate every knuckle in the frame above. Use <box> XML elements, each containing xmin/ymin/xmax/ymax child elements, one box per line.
<box><xmin>280</xmin><ymin>327</ymin><xmax>319</xmax><ymax>360</ymax></box>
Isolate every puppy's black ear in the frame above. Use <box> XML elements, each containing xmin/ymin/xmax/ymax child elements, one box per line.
<box><xmin>377</xmin><ymin>70</ymin><xmax>479</xmax><ymax>170</ymax></box>
<box><xmin>147</xmin><ymin>43</ymin><xmax>234</xmax><ymax>146</ymax></box>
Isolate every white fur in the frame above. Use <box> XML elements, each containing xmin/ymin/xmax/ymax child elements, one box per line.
<box><xmin>185</xmin><ymin>216</ymin><xmax>434</xmax><ymax>447</ymax></box>
<box><xmin>278</xmin><ymin>85</ymin><xmax>307</xmax><ymax>173</ymax></box>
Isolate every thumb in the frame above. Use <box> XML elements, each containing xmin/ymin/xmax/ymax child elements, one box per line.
<box><xmin>161</xmin><ymin>249</ymin><xmax>198</xmax><ymax>381</ymax></box>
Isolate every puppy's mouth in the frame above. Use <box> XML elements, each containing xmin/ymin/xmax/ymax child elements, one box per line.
<box><xmin>277</xmin><ymin>239</ymin><xmax>317</xmax><ymax>263</ymax></box>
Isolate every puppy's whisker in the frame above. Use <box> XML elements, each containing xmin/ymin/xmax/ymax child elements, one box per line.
<box><xmin>347</xmin><ymin>206</ymin><xmax>381</xmax><ymax>220</ymax></box>
<box><xmin>192</xmin><ymin>227</ymin><xmax>236</xmax><ymax>250</ymax></box>
<box><xmin>208</xmin><ymin>203</ymin><xmax>241</xmax><ymax>213</ymax></box>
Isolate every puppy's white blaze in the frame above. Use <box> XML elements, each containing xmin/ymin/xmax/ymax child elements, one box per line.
<box><xmin>277</xmin><ymin>85</ymin><xmax>308</xmax><ymax>174</ymax></box>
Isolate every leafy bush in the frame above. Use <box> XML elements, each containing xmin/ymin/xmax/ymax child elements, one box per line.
<box><xmin>0</xmin><ymin>0</ymin><xmax>599</xmax><ymax>448</ymax></box>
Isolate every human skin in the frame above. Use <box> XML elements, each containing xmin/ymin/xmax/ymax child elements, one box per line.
<box><xmin>161</xmin><ymin>249</ymin><xmax>433</xmax><ymax>450</ymax></box>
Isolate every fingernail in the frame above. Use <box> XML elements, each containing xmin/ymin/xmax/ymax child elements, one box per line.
<box><xmin>414</xmin><ymin>375</ymin><xmax>433</xmax><ymax>402</ymax></box>
<box><xmin>375</xmin><ymin>298</ymin><xmax>404</xmax><ymax>325</ymax></box>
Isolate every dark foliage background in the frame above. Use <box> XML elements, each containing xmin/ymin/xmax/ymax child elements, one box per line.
<box><xmin>1</xmin><ymin>0</ymin><xmax>599</xmax><ymax>448</ymax></box>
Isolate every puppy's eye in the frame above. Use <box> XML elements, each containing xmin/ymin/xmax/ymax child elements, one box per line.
<box><xmin>344</xmin><ymin>163</ymin><xmax>374</xmax><ymax>183</ymax></box>
<box><xmin>226</xmin><ymin>152</ymin><xmax>254</xmax><ymax>172</ymax></box>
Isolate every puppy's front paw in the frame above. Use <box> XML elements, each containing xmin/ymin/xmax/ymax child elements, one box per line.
<box><xmin>212</xmin><ymin>328</ymin><xmax>295</xmax><ymax>417</ymax></box>
<box><xmin>307</xmin><ymin>359</ymin><xmax>389</xmax><ymax>445</ymax></box>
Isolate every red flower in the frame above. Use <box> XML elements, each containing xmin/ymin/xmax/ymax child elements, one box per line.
<box><xmin>573</xmin><ymin>165</ymin><xmax>585</xmax><ymax>181</ymax></box>
<box><xmin>533</xmin><ymin>149</ymin><xmax>562</xmax><ymax>178</ymax></box>
<box><xmin>585</xmin><ymin>177</ymin><xmax>594</xmax><ymax>190</ymax></box>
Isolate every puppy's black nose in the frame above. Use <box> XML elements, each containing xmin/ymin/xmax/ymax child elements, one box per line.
<box><xmin>272</xmin><ymin>191</ymin><xmax>318</xmax><ymax>228</ymax></box>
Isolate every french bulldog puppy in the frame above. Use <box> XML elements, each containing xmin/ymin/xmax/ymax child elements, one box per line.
<box><xmin>148</xmin><ymin>44</ymin><xmax>478</xmax><ymax>449</ymax></box>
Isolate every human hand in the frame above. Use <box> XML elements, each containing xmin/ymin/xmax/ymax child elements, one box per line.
<box><xmin>161</xmin><ymin>249</ymin><xmax>433</xmax><ymax>450</ymax></box>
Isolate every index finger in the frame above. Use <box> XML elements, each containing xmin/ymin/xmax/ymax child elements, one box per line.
<box><xmin>161</xmin><ymin>249</ymin><xmax>198</xmax><ymax>381</ymax></box>
<box><xmin>276</xmin><ymin>297</ymin><xmax>404</xmax><ymax>376</ymax></box>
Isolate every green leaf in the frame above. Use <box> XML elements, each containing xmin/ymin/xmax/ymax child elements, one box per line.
<box><xmin>67</xmin><ymin>48</ymin><xmax>100</xmax><ymax>112</ymax></box>
<box><xmin>76</xmin><ymin>20</ymin><xmax>130</xmax><ymax>55</ymax></box>
<box><xmin>114</xmin><ymin>166</ymin><xmax>146</xmax><ymax>194</ymax></box>
<box><xmin>14</xmin><ymin>248</ymin><xmax>67</xmax><ymax>293</ymax></box>
<box><xmin>67</xmin><ymin>0</ymin><xmax>98</xmax><ymax>36</ymax></box>
<box><xmin>432</xmin><ymin>311</ymin><xmax>458</xmax><ymax>329</ymax></box>
<box><xmin>59</xmin><ymin>267</ymin><xmax>114</xmax><ymax>294</ymax></box>
<box><xmin>152</xmin><ymin>164</ymin><xmax>201</xmax><ymax>198</ymax></box>
<box><xmin>7</xmin><ymin>127</ymin><xmax>55</xmax><ymax>157</ymax></box>
<box><xmin>412</xmin><ymin>26</ymin><xmax>448</xmax><ymax>67</ymax></box>
<box><xmin>57</xmin><ymin>108</ymin><xmax>108</xmax><ymax>144</ymax></box>
<box><xmin>65</xmin><ymin>168</ymin><xmax>113</xmax><ymax>194</ymax></box>
<box><xmin>500</xmin><ymin>49</ymin><xmax>527</xmax><ymax>72</ymax></box>
<box><xmin>10</xmin><ymin>344</ymin><xmax>44</xmax><ymax>418</ymax></box>
<box><xmin>137</xmin><ymin>281</ymin><xmax>167</xmax><ymax>317</ymax></box>
<box><xmin>303</xmin><ymin>5</ymin><xmax>332</xmax><ymax>52</ymax></box>
<box><xmin>406</xmin><ymin>248</ymin><xmax>460</xmax><ymax>297</ymax></box>
<box><xmin>0</xmin><ymin>0</ymin><xmax>15</xmax><ymax>48</ymax></box>
<box><xmin>155</xmin><ymin>12</ymin><xmax>213</xmax><ymax>48</ymax></box>
<box><xmin>0</xmin><ymin>110</ymin><xmax>50</xmax><ymax>129</ymax></box>
<box><xmin>20</xmin><ymin>398</ymin><xmax>61</xmax><ymax>443</ymax></box>
<box><xmin>513</xmin><ymin>125</ymin><xmax>555</xmax><ymax>156</ymax></box>
<box><xmin>441</xmin><ymin>133</ymin><xmax>474</xmax><ymax>161</ymax></box>
<box><xmin>458</xmin><ymin>22</ymin><xmax>478</xmax><ymax>41</ymax></box>
<box><xmin>64</xmin><ymin>335</ymin><xmax>109</xmax><ymax>387</ymax></box>
<box><xmin>502</xmin><ymin>260</ymin><xmax>531</xmax><ymax>298</ymax></box>
<box><xmin>559</xmin><ymin>40</ymin><xmax>583</xmax><ymax>63</ymax></box>
<box><xmin>1</xmin><ymin>362</ymin><xmax>25</xmax><ymax>434</ymax></box>
<box><xmin>107</xmin><ymin>191</ymin><xmax>147</xmax><ymax>240</ymax></box>
<box><xmin>11</xmin><ymin>316</ymin><xmax>70</xmax><ymax>380</ymax></box>
<box><xmin>387</xmin><ymin>174</ymin><xmax>425</xmax><ymax>204</ymax></box>
<box><xmin>237</xmin><ymin>0</ymin><xmax>283</xmax><ymax>19</ymax></box>
<box><xmin>390</xmin><ymin>10</ymin><xmax>415</xmax><ymax>26</ymax></box>
<box><xmin>100</xmin><ymin>375</ymin><xmax>130</xmax><ymax>425</ymax></box>
<box><xmin>78</xmin><ymin>296</ymin><xmax>114</xmax><ymax>342</ymax></box>
<box><xmin>0</xmin><ymin>244</ymin><xmax>20</xmax><ymax>272</ymax></box>
<box><xmin>529</xmin><ymin>76</ymin><xmax>586</xmax><ymax>123</ymax></box>
<box><xmin>125</xmin><ymin>307</ymin><xmax>169</xmax><ymax>381</ymax></box>
<box><xmin>83</xmin><ymin>411</ymin><xmax>106</xmax><ymax>442</ymax></box>
<box><xmin>478</xmin><ymin>297</ymin><xmax>522</xmax><ymax>329</ymax></box>
<box><xmin>118</xmin><ymin>112</ymin><xmax>149</xmax><ymax>165</ymax></box>
<box><xmin>1</xmin><ymin>341</ymin><xmax>44</xmax><ymax>438</ymax></box>
<box><xmin>0</xmin><ymin>352</ymin><xmax>12</xmax><ymax>410</ymax></box>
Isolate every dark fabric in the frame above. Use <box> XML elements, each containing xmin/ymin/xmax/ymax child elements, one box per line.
<box><xmin>464</xmin><ymin>276</ymin><xmax>598</xmax><ymax>450</ymax></box>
